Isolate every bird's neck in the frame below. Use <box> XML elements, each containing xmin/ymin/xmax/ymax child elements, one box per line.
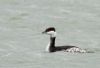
<box><xmin>50</xmin><ymin>37</ymin><xmax>56</xmax><ymax>48</ymax></box>
<box><xmin>46</xmin><ymin>37</ymin><xmax>56</xmax><ymax>52</ymax></box>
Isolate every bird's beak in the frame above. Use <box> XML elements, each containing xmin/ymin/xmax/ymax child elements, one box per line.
<box><xmin>42</xmin><ymin>31</ymin><xmax>46</xmax><ymax>34</ymax></box>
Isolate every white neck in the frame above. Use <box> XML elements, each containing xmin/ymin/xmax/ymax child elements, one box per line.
<box><xmin>46</xmin><ymin>42</ymin><xmax>50</xmax><ymax>52</ymax></box>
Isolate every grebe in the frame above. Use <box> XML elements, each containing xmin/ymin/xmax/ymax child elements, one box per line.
<box><xmin>42</xmin><ymin>27</ymin><xmax>87</xmax><ymax>53</ymax></box>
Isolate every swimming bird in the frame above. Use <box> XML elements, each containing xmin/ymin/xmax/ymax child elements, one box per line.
<box><xmin>42</xmin><ymin>27</ymin><xmax>87</xmax><ymax>53</ymax></box>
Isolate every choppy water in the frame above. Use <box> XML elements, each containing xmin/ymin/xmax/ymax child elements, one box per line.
<box><xmin>0</xmin><ymin>0</ymin><xmax>100</xmax><ymax>68</ymax></box>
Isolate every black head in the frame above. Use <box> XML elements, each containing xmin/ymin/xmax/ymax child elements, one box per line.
<box><xmin>42</xmin><ymin>27</ymin><xmax>56</xmax><ymax>33</ymax></box>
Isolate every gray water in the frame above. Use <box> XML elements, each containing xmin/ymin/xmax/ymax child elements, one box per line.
<box><xmin>0</xmin><ymin>0</ymin><xmax>100</xmax><ymax>68</ymax></box>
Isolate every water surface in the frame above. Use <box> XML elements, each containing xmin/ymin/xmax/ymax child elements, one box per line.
<box><xmin>0</xmin><ymin>0</ymin><xmax>100</xmax><ymax>68</ymax></box>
